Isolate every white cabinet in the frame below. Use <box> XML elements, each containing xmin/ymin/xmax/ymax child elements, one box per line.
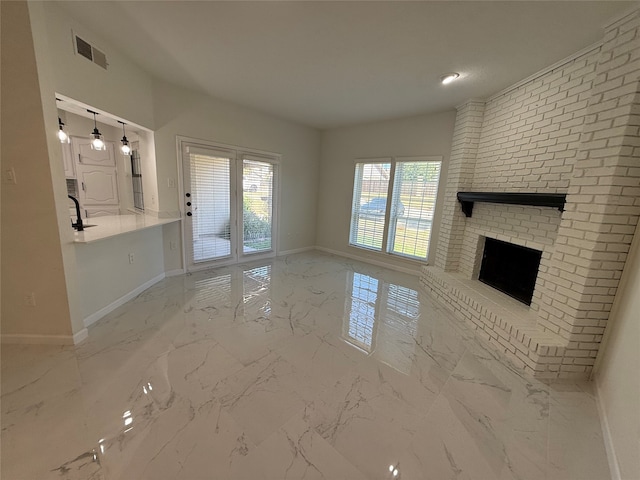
<box><xmin>71</xmin><ymin>137</ymin><xmax>116</xmax><ymax>167</ymax></box>
<box><xmin>84</xmin><ymin>206</ymin><xmax>120</xmax><ymax>219</ymax></box>
<box><xmin>76</xmin><ymin>165</ymin><xmax>120</xmax><ymax>206</ymax></box>
<box><xmin>61</xmin><ymin>142</ymin><xmax>75</xmax><ymax>178</ymax></box>
<box><xmin>65</xmin><ymin>136</ymin><xmax>121</xmax><ymax>223</ymax></box>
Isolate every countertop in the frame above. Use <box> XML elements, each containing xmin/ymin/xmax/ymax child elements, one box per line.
<box><xmin>72</xmin><ymin>214</ymin><xmax>180</xmax><ymax>244</ymax></box>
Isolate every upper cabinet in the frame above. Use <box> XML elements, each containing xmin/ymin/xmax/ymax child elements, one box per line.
<box><xmin>71</xmin><ymin>136</ymin><xmax>116</xmax><ymax>167</ymax></box>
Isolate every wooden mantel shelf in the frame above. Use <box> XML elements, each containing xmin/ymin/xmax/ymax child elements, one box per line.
<box><xmin>456</xmin><ymin>192</ymin><xmax>567</xmax><ymax>217</ymax></box>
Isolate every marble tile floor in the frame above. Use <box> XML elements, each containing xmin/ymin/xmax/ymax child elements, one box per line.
<box><xmin>1</xmin><ymin>251</ymin><xmax>611</xmax><ymax>479</ymax></box>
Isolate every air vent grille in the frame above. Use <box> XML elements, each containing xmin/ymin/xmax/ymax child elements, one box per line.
<box><xmin>74</xmin><ymin>33</ymin><xmax>108</xmax><ymax>70</ymax></box>
<box><xmin>75</xmin><ymin>35</ymin><xmax>93</xmax><ymax>61</ymax></box>
<box><xmin>92</xmin><ymin>48</ymin><xmax>108</xmax><ymax>69</ymax></box>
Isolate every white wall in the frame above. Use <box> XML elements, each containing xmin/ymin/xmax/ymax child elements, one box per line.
<box><xmin>38</xmin><ymin>1</ymin><xmax>155</xmax><ymax>129</ymax></box>
<box><xmin>595</xmin><ymin>219</ymin><xmax>640</xmax><ymax>480</ymax></box>
<box><xmin>1</xmin><ymin>1</ymin><xmax>77</xmax><ymax>340</ymax></box>
<box><xmin>317</xmin><ymin>111</ymin><xmax>456</xmax><ymax>272</ymax></box>
<box><xmin>74</xmin><ymin>227</ymin><xmax>165</xmax><ymax>321</ymax></box>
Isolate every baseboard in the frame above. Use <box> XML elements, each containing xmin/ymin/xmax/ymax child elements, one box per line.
<box><xmin>277</xmin><ymin>246</ymin><xmax>316</xmax><ymax>256</ymax></box>
<box><xmin>314</xmin><ymin>246</ymin><xmax>421</xmax><ymax>276</ymax></box>
<box><xmin>594</xmin><ymin>377</ymin><xmax>622</xmax><ymax>480</ymax></box>
<box><xmin>73</xmin><ymin>328</ymin><xmax>89</xmax><ymax>344</ymax></box>
<box><xmin>1</xmin><ymin>333</ymin><xmax>77</xmax><ymax>345</ymax></box>
<box><xmin>164</xmin><ymin>268</ymin><xmax>186</xmax><ymax>277</ymax></box>
<box><xmin>83</xmin><ymin>272</ymin><xmax>166</xmax><ymax>328</ymax></box>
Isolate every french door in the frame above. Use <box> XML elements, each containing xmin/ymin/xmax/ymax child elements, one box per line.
<box><xmin>181</xmin><ymin>141</ymin><xmax>278</xmax><ymax>271</ymax></box>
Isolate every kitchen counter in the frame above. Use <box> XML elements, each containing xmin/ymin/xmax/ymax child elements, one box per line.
<box><xmin>71</xmin><ymin>214</ymin><xmax>181</xmax><ymax>244</ymax></box>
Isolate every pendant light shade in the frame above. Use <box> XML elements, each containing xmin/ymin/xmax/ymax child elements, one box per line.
<box><xmin>57</xmin><ymin>117</ymin><xmax>70</xmax><ymax>143</ymax></box>
<box><xmin>88</xmin><ymin>110</ymin><xmax>106</xmax><ymax>151</ymax></box>
<box><xmin>118</xmin><ymin>121</ymin><xmax>131</xmax><ymax>155</ymax></box>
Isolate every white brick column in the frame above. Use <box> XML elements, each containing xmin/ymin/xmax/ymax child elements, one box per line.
<box><xmin>435</xmin><ymin>101</ymin><xmax>485</xmax><ymax>272</ymax></box>
<box><xmin>536</xmin><ymin>12</ymin><xmax>640</xmax><ymax>376</ymax></box>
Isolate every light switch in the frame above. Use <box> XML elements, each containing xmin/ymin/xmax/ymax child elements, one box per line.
<box><xmin>3</xmin><ymin>168</ymin><xmax>17</xmax><ymax>184</ymax></box>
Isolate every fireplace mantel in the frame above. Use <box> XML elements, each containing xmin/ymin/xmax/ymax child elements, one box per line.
<box><xmin>456</xmin><ymin>192</ymin><xmax>567</xmax><ymax>217</ymax></box>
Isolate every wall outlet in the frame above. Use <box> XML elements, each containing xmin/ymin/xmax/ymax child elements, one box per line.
<box><xmin>128</xmin><ymin>253</ymin><xmax>135</xmax><ymax>264</ymax></box>
<box><xmin>167</xmin><ymin>178</ymin><xmax>176</xmax><ymax>188</ymax></box>
<box><xmin>169</xmin><ymin>241</ymin><xmax>177</xmax><ymax>250</ymax></box>
<box><xmin>24</xmin><ymin>292</ymin><xmax>36</xmax><ymax>307</ymax></box>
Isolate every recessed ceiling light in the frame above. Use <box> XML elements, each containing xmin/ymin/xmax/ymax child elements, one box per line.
<box><xmin>441</xmin><ymin>73</ymin><xmax>460</xmax><ymax>85</ymax></box>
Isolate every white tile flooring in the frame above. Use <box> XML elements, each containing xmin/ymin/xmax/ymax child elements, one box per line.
<box><xmin>1</xmin><ymin>252</ymin><xmax>611</xmax><ymax>479</ymax></box>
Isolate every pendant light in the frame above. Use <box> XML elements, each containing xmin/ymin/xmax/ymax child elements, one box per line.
<box><xmin>118</xmin><ymin>121</ymin><xmax>131</xmax><ymax>155</ymax></box>
<box><xmin>88</xmin><ymin>110</ymin><xmax>106</xmax><ymax>151</ymax></box>
<box><xmin>57</xmin><ymin>117</ymin><xmax>70</xmax><ymax>143</ymax></box>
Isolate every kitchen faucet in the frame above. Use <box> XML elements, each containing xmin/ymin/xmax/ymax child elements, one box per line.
<box><xmin>68</xmin><ymin>195</ymin><xmax>84</xmax><ymax>231</ymax></box>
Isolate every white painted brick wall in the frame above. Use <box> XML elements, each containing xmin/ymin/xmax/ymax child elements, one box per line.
<box><xmin>424</xmin><ymin>10</ymin><xmax>640</xmax><ymax>379</ymax></box>
<box><xmin>473</xmin><ymin>48</ymin><xmax>600</xmax><ymax>193</ymax></box>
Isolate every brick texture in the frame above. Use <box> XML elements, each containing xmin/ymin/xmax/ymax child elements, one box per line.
<box><xmin>423</xmin><ymin>10</ymin><xmax>640</xmax><ymax>379</ymax></box>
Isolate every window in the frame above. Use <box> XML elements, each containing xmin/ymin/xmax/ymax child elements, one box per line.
<box><xmin>349</xmin><ymin>156</ymin><xmax>441</xmax><ymax>260</ymax></box>
<box><xmin>130</xmin><ymin>146</ymin><xmax>144</xmax><ymax>211</ymax></box>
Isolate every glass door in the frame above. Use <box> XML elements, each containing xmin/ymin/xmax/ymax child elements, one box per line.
<box><xmin>241</xmin><ymin>157</ymin><xmax>275</xmax><ymax>257</ymax></box>
<box><xmin>183</xmin><ymin>145</ymin><xmax>237</xmax><ymax>269</ymax></box>
<box><xmin>182</xmin><ymin>142</ymin><xmax>278</xmax><ymax>271</ymax></box>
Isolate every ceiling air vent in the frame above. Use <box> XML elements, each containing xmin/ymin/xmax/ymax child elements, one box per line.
<box><xmin>73</xmin><ymin>33</ymin><xmax>108</xmax><ymax>70</ymax></box>
<box><xmin>75</xmin><ymin>35</ymin><xmax>93</xmax><ymax>61</ymax></box>
<box><xmin>92</xmin><ymin>48</ymin><xmax>108</xmax><ymax>69</ymax></box>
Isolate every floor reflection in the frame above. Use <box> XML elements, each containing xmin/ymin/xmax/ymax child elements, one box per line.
<box><xmin>1</xmin><ymin>252</ymin><xmax>610</xmax><ymax>480</ymax></box>
<box><xmin>343</xmin><ymin>270</ymin><xmax>420</xmax><ymax>374</ymax></box>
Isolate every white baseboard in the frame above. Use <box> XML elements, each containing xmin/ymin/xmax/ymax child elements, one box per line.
<box><xmin>165</xmin><ymin>268</ymin><xmax>186</xmax><ymax>277</ymax></box>
<box><xmin>314</xmin><ymin>246</ymin><xmax>421</xmax><ymax>276</ymax></box>
<box><xmin>73</xmin><ymin>328</ymin><xmax>89</xmax><ymax>344</ymax></box>
<box><xmin>277</xmin><ymin>246</ymin><xmax>316</xmax><ymax>256</ymax></box>
<box><xmin>83</xmin><ymin>272</ymin><xmax>166</xmax><ymax>328</ymax></box>
<box><xmin>1</xmin><ymin>333</ymin><xmax>77</xmax><ymax>345</ymax></box>
<box><xmin>594</xmin><ymin>377</ymin><xmax>621</xmax><ymax>480</ymax></box>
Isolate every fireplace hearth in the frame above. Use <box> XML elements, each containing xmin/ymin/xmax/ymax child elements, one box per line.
<box><xmin>479</xmin><ymin>238</ymin><xmax>542</xmax><ymax>305</ymax></box>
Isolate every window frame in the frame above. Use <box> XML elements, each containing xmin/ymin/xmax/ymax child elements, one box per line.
<box><xmin>348</xmin><ymin>155</ymin><xmax>442</xmax><ymax>262</ymax></box>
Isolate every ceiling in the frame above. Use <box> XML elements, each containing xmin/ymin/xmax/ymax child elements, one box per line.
<box><xmin>56</xmin><ymin>1</ymin><xmax>635</xmax><ymax>129</ymax></box>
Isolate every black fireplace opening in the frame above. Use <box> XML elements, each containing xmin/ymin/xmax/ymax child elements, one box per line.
<box><xmin>479</xmin><ymin>238</ymin><xmax>542</xmax><ymax>306</ymax></box>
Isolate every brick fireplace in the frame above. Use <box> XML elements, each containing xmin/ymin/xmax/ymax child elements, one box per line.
<box><xmin>421</xmin><ymin>10</ymin><xmax>640</xmax><ymax>379</ymax></box>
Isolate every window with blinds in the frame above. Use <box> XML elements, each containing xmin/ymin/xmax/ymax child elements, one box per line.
<box><xmin>388</xmin><ymin>160</ymin><xmax>441</xmax><ymax>259</ymax></box>
<box><xmin>349</xmin><ymin>161</ymin><xmax>391</xmax><ymax>250</ymax></box>
<box><xmin>349</xmin><ymin>157</ymin><xmax>441</xmax><ymax>261</ymax></box>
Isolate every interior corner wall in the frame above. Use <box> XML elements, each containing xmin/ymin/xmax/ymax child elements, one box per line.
<box><xmin>595</xmin><ymin>219</ymin><xmax>640</xmax><ymax>480</ymax></box>
<box><xmin>151</xmin><ymin>78</ymin><xmax>321</xmax><ymax>253</ymax></box>
<box><xmin>1</xmin><ymin>0</ymin><xmax>75</xmax><ymax>339</ymax></box>
<box><xmin>316</xmin><ymin>111</ymin><xmax>457</xmax><ymax>272</ymax></box>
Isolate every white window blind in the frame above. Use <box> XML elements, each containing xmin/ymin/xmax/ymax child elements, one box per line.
<box><xmin>190</xmin><ymin>152</ymin><xmax>232</xmax><ymax>262</ymax></box>
<box><xmin>349</xmin><ymin>157</ymin><xmax>441</xmax><ymax>261</ymax></box>
<box><xmin>349</xmin><ymin>161</ymin><xmax>391</xmax><ymax>250</ymax></box>
<box><xmin>388</xmin><ymin>160</ymin><xmax>441</xmax><ymax>259</ymax></box>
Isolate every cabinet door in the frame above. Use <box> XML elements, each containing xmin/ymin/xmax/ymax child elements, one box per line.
<box><xmin>61</xmin><ymin>142</ymin><xmax>75</xmax><ymax>178</ymax></box>
<box><xmin>85</xmin><ymin>206</ymin><xmax>120</xmax><ymax>219</ymax></box>
<box><xmin>77</xmin><ymin>165</ymin><xmax>120</xmax><ymax>206</ymax></box>
<box><xmin>71</xmin><ymin>137</ymin><xmax>116</xmax><ymax>167</ymax></box>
